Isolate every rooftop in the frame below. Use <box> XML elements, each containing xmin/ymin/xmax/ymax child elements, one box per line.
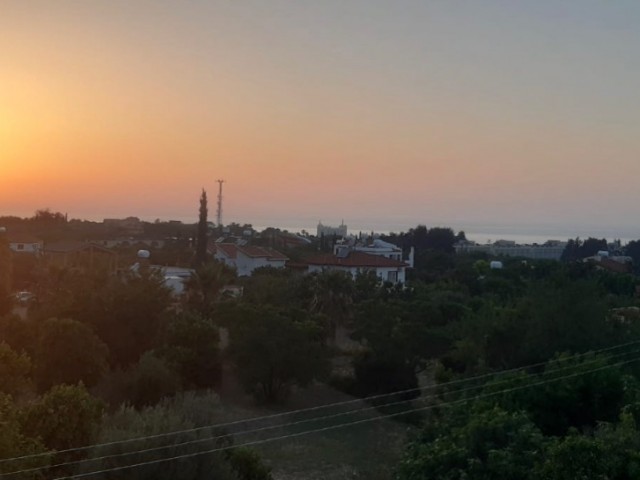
<box><xmin>305</xmin><ymin>251</ymin><xmax>408</xmax><ymax>268</ymax></box>
<box><xmin>215</xmin><ymin>243</ymin><xmax>288</xmax><ymax>261</ymax></box>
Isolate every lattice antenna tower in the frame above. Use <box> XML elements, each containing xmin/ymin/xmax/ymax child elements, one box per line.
<box><xmin>216</xmin><ymin>179</ymin><xmax>225</xmax><ymax>227</ymax></box>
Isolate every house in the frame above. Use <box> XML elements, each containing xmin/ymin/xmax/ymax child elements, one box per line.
<box><xmin>213</xmin><ymin>244</ymin><xmax>288</xmax><ymax>276</ymax></box>
<box><xmin>303</xmin><ymin>250</ymin><xmax>409</xmax><ymax>284</ymax></box>
<box><xmin>260</xmin><ymin>229</ymin><xmax>312</xmax><ymax>249</ymax></box>
<box><xmin>584</xmin><ymin>254</ymin><xmax>633</xmax><ymax>274</ymax></box>
<box><xmin>44</xmin><ymin>241</ymin><xmax>118</xmax><ymax>273</ymax></box>
<box><xmin>7</xmin><ymin>234</ymin><xmax>43</xmax><ymax>254</ymax></box>
<box><xmin>334</xmin><ymin>238</ymin><xmax>413</xmax><ymax>266</ymax></box>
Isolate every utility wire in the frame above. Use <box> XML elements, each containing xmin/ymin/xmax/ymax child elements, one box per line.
<box><xmin>3</xmin><ymin>337</ymin><xmax>639</xmax><ymax>466</ymax></box>
<box><xmin>5</xmin><ymin>347</ymin><xmax>640</xmax><ymax>478</ymax></box>
<box><xmin>51</xmin><ymin>357</ymin><xmax>640</xmax><ymax>480</ymax></box>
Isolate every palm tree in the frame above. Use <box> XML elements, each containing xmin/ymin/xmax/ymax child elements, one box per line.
<box><xmin>185</xmin><ymin>261</ymin><xmax>235</xmax><ymax>318</ymax></box>
<box><xmin>308</xmin><ymin>271</ymin><xmax>355</xmax><ymax>343</ymax></box>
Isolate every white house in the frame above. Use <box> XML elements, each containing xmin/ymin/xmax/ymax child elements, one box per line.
<box><xmin>334</xmin><ymin>238</ymin><xmax>414</xmax><ymax>267</ymax></box>
<box><xmin>304</xmin><ymin>250</ymin><xmax>408</xmax><ymax>284</ymax></box>
<box><xmin>213</xmin><ymin>244</ymin><xmax>288</xmax><ymax>276</ymax></box>
<box><xmin>7</xmin><ymin>235</ymin><xmax>43</xmax><ymax>254</ymax></box>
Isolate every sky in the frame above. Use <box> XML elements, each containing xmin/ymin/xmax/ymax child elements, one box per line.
<box><xmin>2</xmin><ymin>1</ymin><xmax>640</xmax><ymax>237</ymax></box>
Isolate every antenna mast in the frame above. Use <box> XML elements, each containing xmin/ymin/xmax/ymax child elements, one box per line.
<box><xmin>216</xmin><ymin>179</ymin><xmax>225</xmax><ymax>227</ymax></box>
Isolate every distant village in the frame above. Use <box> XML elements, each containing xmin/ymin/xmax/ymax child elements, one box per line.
<box><xmin>0</xmin><ymin>210</ymin><xmax>636</xmax><ymax>299</ymax></box>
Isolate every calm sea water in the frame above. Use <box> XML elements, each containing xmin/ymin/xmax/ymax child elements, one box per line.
<box><xmin>252</xmin><ymin>223</ymin><xmax>639</xmax><ymax>245</ymax></box>
<box><xmin>54</xmin><ymin>212</ymin><xmax>639</xmax><ymax>246</ymax></box>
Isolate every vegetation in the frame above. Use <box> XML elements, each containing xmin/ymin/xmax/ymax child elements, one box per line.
<box><xmin>226</xmin><ymin>305</ymin><xmax>330</xmax><ymax>403</ymax></box>
<box><xmin>195</xmin><ymin>189</ymin><xmax>209</xmax><ymax>267</ymax></box>
<box><xmin>4</xmin><ymin>210</ymin><xmax>640</xmax><ymax>478</ymax></box>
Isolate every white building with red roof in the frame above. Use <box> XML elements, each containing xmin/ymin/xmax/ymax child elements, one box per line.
<box><xmin>213</xmin><ymin>243</ymin><xmax>289</xmax><ymax>276</ymax></box>
<box><xmin>304</xmin><ymin>250</ymin><xmax>409</xmax><ymax>284</ymax></box>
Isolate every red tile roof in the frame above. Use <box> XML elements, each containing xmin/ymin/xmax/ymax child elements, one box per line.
<box><xmin>305</xmin><ymin>251</ymin><xmax>408</xmax><ymax>268</ymax></box>
<box><xmin>215</xmin><ymin>243</ymin><xmax>238</xmax><ymax>259</ymax></box>
<box><xmin>215</xmin><ymin>244</ymin><xmax>288</xmax><ymax>261</ymax></box>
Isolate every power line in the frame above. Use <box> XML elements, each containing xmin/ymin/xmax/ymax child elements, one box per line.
<box><xmin>51</xmin><ymin>357</ymin><xmax>640</xmax><ymax>480</ymax></box>
<box><xmin>2</xmin><ymin>338</ymin><xmax>640</xmax><ymax>467</ymax></box>
<box><xmin>5</xmin><ymin>347</ymin><xmax>640</xmax><ymax>478</ymax></box>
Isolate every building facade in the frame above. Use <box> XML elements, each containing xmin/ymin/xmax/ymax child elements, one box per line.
<box><xmin>214</xmin><ymin>244</ymin><xmax>288</xmax><ymax>276</ymax></box>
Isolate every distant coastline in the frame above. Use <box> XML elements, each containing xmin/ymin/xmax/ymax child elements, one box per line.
<box><xmin>4</xmin><ymin>211</ymin><xmax>637</xmax><ymax>245</ymax></box>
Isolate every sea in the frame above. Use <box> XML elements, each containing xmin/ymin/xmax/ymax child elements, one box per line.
<box><xmin>249</xmin><ymin>222</ymin><xmax>640</xmax><ymax>246</ymax></box>
<box><xmin>37</xmin><ymin>211</ymin><xmax>638</xmax><ymax>246</ymax></box>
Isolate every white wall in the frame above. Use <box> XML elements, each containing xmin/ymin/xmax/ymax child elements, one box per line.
<box><xmin>216</xmin><ymin>251</ymin><xmax>286</xmax><ymax>276</ymax></box>
<box><xmin>9</xmin><ymin>242</ymin><xmax>41</xmax><ymax>254</ymax></box>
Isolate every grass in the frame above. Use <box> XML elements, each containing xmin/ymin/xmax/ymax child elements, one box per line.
<box><xmin>217</xmin><ymin>382</ymin><xmax>413</xmax><ymax>480</ymax></box>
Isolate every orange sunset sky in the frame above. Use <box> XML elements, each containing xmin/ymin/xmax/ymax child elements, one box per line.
<box><xmin>2</xmin><ymin>1</ymin><xmax>640</xmax><ymax>236</ymax></box>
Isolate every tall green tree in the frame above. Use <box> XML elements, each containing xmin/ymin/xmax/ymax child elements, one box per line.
<box><xmin>158</xmin><ymin>312</ymin><xmax>222</xmax><ymax>389</ymax></box>
<box><xmin>185</xmin><ymin>261</ymin><xmax>235</xmax><ymax>318</ymax></box>
<box><xmin>34</xmin><ymin>318</ymin><xmax>109</xmax><ymax>391</ymax></box>
<box><xmin>227</xmin><ymin>305</ymin><xmax>329</xmax><ymax>403</ymax></box>
<box><xmin>86</xmin><ymin>269</ymin><xmax>171</xmax><ymax>367</ymax></box>
<box><xmin>195</xmin><ymin>189</ymin><xmax>208</xmax><ymax>266</ymax></box>
<box><xmin>307</xmin><ymin>271</ymin><xmax>355</xmax><ymax>340</ymax></box>
<box><xmin>350</xmin><ymin>299</ymin><xmax>430</xmax><ymax>398</ymax></box>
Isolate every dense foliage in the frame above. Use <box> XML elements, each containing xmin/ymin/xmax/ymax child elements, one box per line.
<box><xmin>3</xmin><ymin>213</ymin><xmax>640</xmax><ymax>479</ymax></box>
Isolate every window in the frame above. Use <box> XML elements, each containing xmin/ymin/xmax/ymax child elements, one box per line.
<box><xmin>387</xmin><ymin>270</ymin><xmax>398</xmax><ymax>282</ymax></box>
<box><xmin>17</xmin><ymin>244</ymin><xmax>24</xmax><ymax>250</ymax></box>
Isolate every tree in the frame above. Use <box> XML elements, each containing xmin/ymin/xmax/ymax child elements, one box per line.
<box><xmin>446</xmin><ymin>277</ymin><xmax>617</xmax><ymax>372</ymax></box>
<box><xmin>240</xmin><ymin>270</ymin><xmax>300</xmax><ymax>308</ymax></box>
<box><xmin>158</xmin><ymin>312</ymin><xmax>222</xmax><ymax>389</ymax></box>
<box><xmin>227</xmin><ymin>305</ymin><xmax>329</xmax><ymax>403</ymax></box>
<box><xmin>96</xmin><ymin>352</ymin><xmax>182</xmax><ymax>408</ymax></box>
<box><xmin>0</xmin><ymin>342</ymin><xmax>32</xmax><ymax>396</ymax></box>
<box><xmin>195</xmin><ymin>189</ymin><xmax>208</xmax><ymax>266</ymax></box>
<box><xmin>34</xmin><ymin>318</ymin><xmax>109</xmax><ymax>391</ymax></box>
<box><xmin>21</xmin><ymin>384</ymin><xmax>105</xmax><ymax>452</ymax></box>
<box><xmin>0</xmin><ymin>233</ymin><xmax>12</xmax><ymax>315</ymax></box>
<box><xmin>31</xmin><ymin>209</ymin><xmax>66</xmax><ymax>224</ymax></box>
<box><xmin>537</xmin><ymin>413</ymin><xmax>640</xmax><ymax>480</ymax></box>
<box><xmin>306</xmin><ymin>271</ymin><xmax>355</xmax><ymax>341</ymax></box>
<box><xmin>86</xmin><ymin>392</ymin><xmax>244</xmax><ymax>480</ymax></box>
<box><xmin>88</xmin><ymin>269</ymin><xmax>171</xmax><ymax>367</ymax></box>
<box><xmin>31</xmin><ymin>268</ymin><xmax>171</xmax><ymax>367</ymax></box>
<box><xmin>398</xmin><ymin>406</ymin><xmax>545</xmax><ymax>480</ymax></box>
<box><xmin>424</xmin><ymin>227</ymin><xmax>457</xmax><ymax>253</ymax></box>
<box><xmin>350</xmin><ymin>299</ymin><xmax>429</xmax><ymax>398</ymax></box>
<box><xmin>0</xmin><ymin>314</ymin><xmax>35</xmax><ymax>356</ymax></box>
<box><xmin>625</xmin><ymin>240</ymin><xmax>640</xmax><ymax>274</ymax></box>
<box><xmin>561</xmin><ymin>237</ymin><xmax>608</xmax><ymax>261</ymax></box>
<box><xmin>0</xmin><ymin>394</ymin><xmax>50</xmax><ymax>476</ymax></box>
<box><xmin>185</xmin><ymin>261</ymin><xmax>235</xmax><ymax>318</ymax></box>
<box><xmin>492</xmin><ymin>354</ymin><xmax>630</xmax><ymax>436</ymax></box>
